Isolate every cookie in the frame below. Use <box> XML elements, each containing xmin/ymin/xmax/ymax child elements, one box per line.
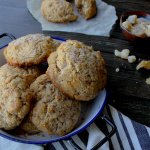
<box><xmin>41</xmin><ymin>0</ymin><xmax>78</xmax><ymax>23</ymax></box>
<box><xmin>46</xmin><ymin>40</ymin><xmax>107</xmax><ymax>101</ymax></box>
<box><xmin>75</xmin><ymin>0</ymin><xmax>97</xmax><ymax>20</ymax></box>
<box><xmin>30</xmin><ymin>74</ymin><xmax>81</xmax><ymax>136</ymax></box>
<box><xmin>0</xmin><ymin>65</ymin><xmax>33</xmax><ymax>130</ymax></box>
<box><xmin>4</xmin><ymin>34</ymin><xmax>60</xmax><ymax>66</ymax></box>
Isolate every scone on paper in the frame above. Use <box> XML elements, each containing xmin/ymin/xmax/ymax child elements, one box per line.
<box><xmin>41</xmin><ymin>0</ymin><xmax>78</xmax><ymax>23</ymax></box>
<box><xmin>4</xmin><ymin>34</ymin><xmax>60</xmax><ymax>66</ymax></box>
<box><xmin>75</xmin><ymin>0</ymin><xmax>97</xmax><ymax>20</ymax></box>
<box><xmin>46</xmin><ymin>40</ymin><xmax>107</xmax><ymax>101</ymax></box>
<box><xmin>30</xmin><ymin>74</ymin><xmax>81</xmax><ymax>136</ymax></box>
<box><xmin>0</xmin><ymin>64</ymin><xmax>32</xmax><ymax>130</ymax></box>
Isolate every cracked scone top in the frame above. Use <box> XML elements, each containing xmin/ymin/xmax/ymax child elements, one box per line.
<box><xmin>4</xmin><ymin>34</ymin><xmax>60</xmax><ymax>66</ymax></box>
<box><xmin>30</xmin><ymin>74</ymin><xmax>81</xmax><ymax>136</ymax></box>
<box><xmin>41</xmin><ymin>0</ymin><xmax>78</xmax><ymax>23</ymax></box>
<box><xmin>46</xmin><ymin>40</ymin><xmax>107</xmax><ymax>101</ymax></box>
<box><xmin>0</xmin><ymin>64</ymin><xmax>34</xmax><ymax>130</ymax></box>
<box><xmin>75</xmin><ymin>0</ymin><xmax>97</xmax><ymax>20</ymax></box>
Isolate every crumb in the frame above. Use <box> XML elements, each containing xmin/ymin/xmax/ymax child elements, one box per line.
<box><xmin>136</xmin><ymin>81</ymin><xmax>138</xmax><ymax>84</ymax></box>
<box><xmin>128</xmin><ymin>55</ymin><xmax>136</xmax><ymax>63</ymax></box>
<box><xmin>146</xmin><ymin>25</ymin><xmax>150</xmax><ymax>37</ymax></box>
<box><xmin>41</xmin><ymin>134</ymin><xmax>45</xmax><ymax>137</ymax></box>
<box><xmin>114</xmin><ymin>49</ymin><xmax>121</xmax><ymax>57</ymax></box>
<box><xmin>146</xmin><ymin>77</ymin><xmax>150</xmax><ymax>85</ymax></box>
<box><xmin>115</xmin><ymin>68</ymin><xmax>119</xmax><ymax>72</ymax></box>
<box><xmin>37</xmin><ymin>133</ymin><xmax>40</xmax><ymax>136</ymax></box>
<box><xmin>114</xmin><ymin>49</ymin><xmax>130</xmax><ymax>59</ymax></box>
<box><xmin>23</xmin><ymin>135</ymin><xmax>27</xmax><ymax>138</ymax></box>
<box><xmin>136</xmin><ymin>60</ymin><xmax>150</xmax><ymax>70</ymax></box>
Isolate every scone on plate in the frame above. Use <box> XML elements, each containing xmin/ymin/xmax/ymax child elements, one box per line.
<box><xmin>19</xmin><ymin>113</ymin><xmax>40</xmax><ymax>134</ymax></box>
<box><xmin>41</xmin><ymin>0</ymin><xmax>78</xmax><ymax>23</ymax></box>
<box><xmin>46</xmin><ymin>40</ymin><xmax>107</xmax><ymax>101</ymax></box>
<box><xmin>0</xmin><ymin>64</ymin><xmax>33</xmax><ymax>130</ymax></box>
<box><xmin>4</xmin><ymin>34</ymin><xmax>60</xmax><ymax>66</ymax></box>
<box><xmin>0</xmin><ymin>64</ymin><xmax>44</xmax><ymax>85</ymax></box>
<box><xmin>75</xmin><ymin>0</ymin><xmax>97</xmax><ymax>20</ymax></box>
<box><xmin>30</xmin><ymin>74</ymin><xmax>81</xmax><ymax>136</ymax></box>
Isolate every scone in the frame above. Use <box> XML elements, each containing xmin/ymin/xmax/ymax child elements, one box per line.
<box><xmin>46</xmin><ymin>40</ymin><xmax>107</xmax><ymax>101</ymax></box>
<box><xmin>19</xmin><ymin>114</ymin><xmax>40</xmax><ymax>134</ymax></box>
<box><xmin>30</xmin><ymin>74</ymin><xmax>81</xmax><ymax>136</ymax></box>
<box><xmin>0</xmin><ymin>64</ymin><xmax>44</xmax><ymax>85</ymax></box>
<box><xmin>41</xmin><ymin>0</ymin><xmax>78</xmax><ymax>23</ymax></box>
<box><xmin>75</xmin><ymin>0</ymin><xmax>97</xmax><ymax>20</ymax></box>
<box><xmin>4</xmin><ymin>34</ymin><xmax>60</xmax><ymax>66</ymax></box>
<box><xmin>0</xmin><ymin>65</ymin><xmax>33</xmax><ymax>130</ymax></box>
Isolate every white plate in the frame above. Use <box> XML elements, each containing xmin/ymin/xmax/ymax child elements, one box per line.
<box><xmin>0</xmin><ymin>37</ymin><xmax>108</xmax><ymax>144</ymax></box>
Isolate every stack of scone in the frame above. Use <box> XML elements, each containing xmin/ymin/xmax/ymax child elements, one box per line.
<box><xmin>0</xmin><ymin>33</ymin><xmax>107</xmax><ymax>136</ymax></box>
<box><xmin>41</xmin><ymin>0</ymin><xmax>97</xmax><ymax>23</ymax></box>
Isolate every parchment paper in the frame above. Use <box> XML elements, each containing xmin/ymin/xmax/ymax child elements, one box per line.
<box><xmin>27</xmin><ymin>0</ymin><xmax>118</xmax><ymax>37</ymax></box>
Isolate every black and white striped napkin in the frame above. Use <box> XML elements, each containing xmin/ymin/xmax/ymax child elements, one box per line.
<box><xmin>1</xmin><ymin>105</ymin><xmax>150</xmax><ymax>150</ymax></box>
<box><xmin>44</xmin><ymin>105</ymin><xmax>150</xmax><ymax>150</ymax></box>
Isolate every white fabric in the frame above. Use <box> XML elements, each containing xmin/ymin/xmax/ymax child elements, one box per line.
<box><xmin>87</xmin><ymin>123</ymin><xmax>109</xmax><ymax>150</ymax></box>
<box><xmin>0</xmin><ymin>136</ymin><xmax>43</xmax><ymax>150</ymax></box>
<box><xmin>1</xmin><ymin>105</ymin><xmax>150</xmax><ymax>150</ymax></box>
<box><xmin>26</xmin><ymin>0</ymin><xmax>118</xmax><ymax>36</ymax></box>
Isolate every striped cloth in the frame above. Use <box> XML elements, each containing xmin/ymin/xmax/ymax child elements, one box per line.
<box><xmin>1</xmin><ymin>105</ymin><xmax>150</xmax><ymax>150</ymax></box>
<box><xmin>44</xmin><ymin>105</ymin><xmax>150</xmax><ymax>150</ymax></box>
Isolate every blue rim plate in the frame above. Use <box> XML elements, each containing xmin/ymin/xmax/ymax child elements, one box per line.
<box><xmin>0</xmin><ymin>37</ymin><xmax>108</xmax><ymax>144</ymax></box>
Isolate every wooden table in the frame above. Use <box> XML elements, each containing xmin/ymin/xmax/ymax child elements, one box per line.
<box><xmin>0</xmin><ymin>0</ymin><xmax>150</xmax><ymax>128</ymax></box>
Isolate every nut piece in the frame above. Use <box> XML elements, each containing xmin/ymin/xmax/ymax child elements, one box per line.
<box><xmin>122</xmin><ymin>21</ymin><xmax>132</xmax><ymax>31</ymax></box>
<box><xmin>146</xmin><ymin>77</ymin><xmax>150</xmax><ymax>85</ymax></box>
<box><xmin>128</xmin><ymin>55</ymin><xmax>136</xmax><ymax>63</ymax></box>
<box><xmin>126</xmin><ymin>15</ymin><xmax>137</xmax><ymax>24</ymax></box>
<box><xmin>136</xmin><ymin>61</ymin><xmax>150</xmax><ymax>70</ymax></box>
<box><xmin>114</xmin><ymin>49</ymin><xmax>130</xmax><ymax>59</ymax></box>
<box><xmin>122</xmin><ymin>16</ymin><xmax>150</xmax><ymax>37</ymax></box>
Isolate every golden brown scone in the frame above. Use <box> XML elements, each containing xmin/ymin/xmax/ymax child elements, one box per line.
<box><xmin>75</xmin><ymin>0</ymin><xmax>97</xmax><ymax>20</ymax></box>
<box><xmin>19</xmin><ymin>114</ymin><xmax>40</xmax><ymax>134</ymax></box>
<box><xmin>30</xmin><ymin>74</ymin><xmax>81</xmax><ymax>136</ymax></box>
<box><xmin>0</xmin><ymin>64</ymin><xmax>44</xmax><ymax>85</ymax></box>
<box><xmin>0</xmin><ymin>65</ymin><xmax>32</xmax><ymax>130</ymax></box>
<box><xmin>4</xmin><ymin>34</ymin><xmax>60</xmax><ymax>66</ymax></box>
<box><xmin>41</xmin><ymin>0</ymin><xmax>78</xmax><ymax>23</ymax></box>
<box><xmin>46</xmin><ymin>40</ymin><xmax>107</xmax><ymax>101</ymax></box>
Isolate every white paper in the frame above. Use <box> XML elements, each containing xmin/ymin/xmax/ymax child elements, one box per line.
<box><xmin>27</xmin><ymin>0</ymin><xmax>118</xmax><ymax>37</ymax></box>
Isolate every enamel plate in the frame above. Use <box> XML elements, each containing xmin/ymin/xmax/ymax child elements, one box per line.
<box><xmin>0</xmin><ymin>37</ymin><xmax>108</xmax><ymax>144</ymax></box>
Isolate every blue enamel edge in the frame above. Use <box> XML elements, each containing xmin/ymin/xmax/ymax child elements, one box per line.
<box><xmin>0</xmin><ymin>44</ymin><xmax>8</xmax><ymax>50</ymax></box>
<box><xmin>0</xmin><ymin>36</ymin><xmax>108</xmax><ymax>144</ymax></box>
